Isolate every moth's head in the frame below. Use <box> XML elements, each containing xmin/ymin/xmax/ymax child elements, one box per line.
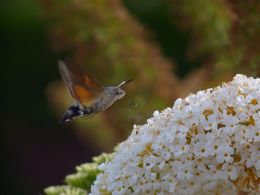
<box><xmin>115</xmin><ymin>87</ymin><xmax>126</xmax><ymax>99</ymax></box>
<box><xmin>111</xmin><ymin>79</ymin><xmax>132</xmax><ymax>100</ymax></box>
<box><xmin>108</xmin><ymin>87</ymin><xmax>126</xmax><ymax>100</ymax></box>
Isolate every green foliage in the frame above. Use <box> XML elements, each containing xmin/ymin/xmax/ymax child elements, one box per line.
<box><xmin>173</xmin><ymin>0</ymin><xmax>231</xmax><ymax>53</ymax></box>
<box><xmin>65</xmin><ymin>163</ymin><xmax>99</xmax><ymax>190</ymax></box>
<box><xmin>44</xmin><ymin>186</ymin><xmax>87</xmax><ymax>195</ymax></box>
<box><xmin>171</xmin><ymin>0</ymin><xmax>260</xmax><ymax>75</ymax></box>
<box><xmin>125</xmin><ymin>0</ymin><xmax>260</xmax><ymax>77</ymax></box>
<box><xmin>92</xmin><ymin>152</ymin><xmax>113</xmax><ymax>165</ymax></box>
<box><xmin>44</xmin><ymin>153</ymin><xmax>113</xmax><ymax>195</ymax></box>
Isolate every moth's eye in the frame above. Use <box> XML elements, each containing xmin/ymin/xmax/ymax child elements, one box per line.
<box><xmin>116</xmin><ymin>90</ymin><xmax>123</xmax><ymax>95</ymax></box>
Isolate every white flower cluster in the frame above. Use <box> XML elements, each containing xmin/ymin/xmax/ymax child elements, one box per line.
<box><xmin>90</xmin><ymin>74</ymin><xmax>260</xmax><ymax>195</ymax></box>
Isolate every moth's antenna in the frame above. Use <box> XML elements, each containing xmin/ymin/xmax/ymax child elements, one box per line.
<box><xmin>125</xmin><ymin>94</ymin><xmax>140</xmax><ymax>110</ymax></box>
<box><xmin>118</xmin><ymin>79</ymin><xmax>133</xmax><ymax>88</ymax></box>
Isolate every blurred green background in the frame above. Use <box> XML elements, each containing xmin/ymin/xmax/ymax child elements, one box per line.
<box><xmin>1</xmin><ymin>0</ymin><xmax>259</xmax><ymax>194</ymax></box>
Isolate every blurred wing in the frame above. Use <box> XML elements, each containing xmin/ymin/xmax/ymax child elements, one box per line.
<box><xmin>58</xmin><ymin>60</ymin><xmax>104</xmax><ymax>106</ymax></box>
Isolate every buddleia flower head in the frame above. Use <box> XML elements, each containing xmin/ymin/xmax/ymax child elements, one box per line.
<box><xmin>90</xmin><ymin>74</ymin><xmax>260</xmax><ymax>195</ymax></box>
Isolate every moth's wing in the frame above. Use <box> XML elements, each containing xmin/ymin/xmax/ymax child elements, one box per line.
<box><xmin>58</xmin><ymin>60</ymin><xmax>105</xmax><ymax>106</ymax></box>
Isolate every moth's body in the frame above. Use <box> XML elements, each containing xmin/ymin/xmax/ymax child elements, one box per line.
<box><xmin>62</xmin><ymin>87</ymin><xmax>125</xmax><ymax>122</ymax></box>
<box><xmin>58</xmin><ymin>60</ymin><xmax>130</xmax><ymax>123</ymax></box>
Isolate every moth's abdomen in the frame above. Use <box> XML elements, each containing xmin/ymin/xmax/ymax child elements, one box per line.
<box><xmin>61</xmin><ymin>104</ymin><xmax>93</xmax><ymax>123</ymax></box>
<box><xmin>60</xmin><ymin>104</ymin><xmax>79</xmax><ymax>123</ymax></box>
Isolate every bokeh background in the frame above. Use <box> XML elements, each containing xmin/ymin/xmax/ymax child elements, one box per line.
<box><xmin>1</xmin><ymin>0</ymin><xmax>259</xmax><ymax>194</ymax></box>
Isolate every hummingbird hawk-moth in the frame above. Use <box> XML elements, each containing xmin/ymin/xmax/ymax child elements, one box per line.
<box><xmin>58</xmin><ymin>60</ymin><xmax>133</xmax><ymax>123</ymax></box>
